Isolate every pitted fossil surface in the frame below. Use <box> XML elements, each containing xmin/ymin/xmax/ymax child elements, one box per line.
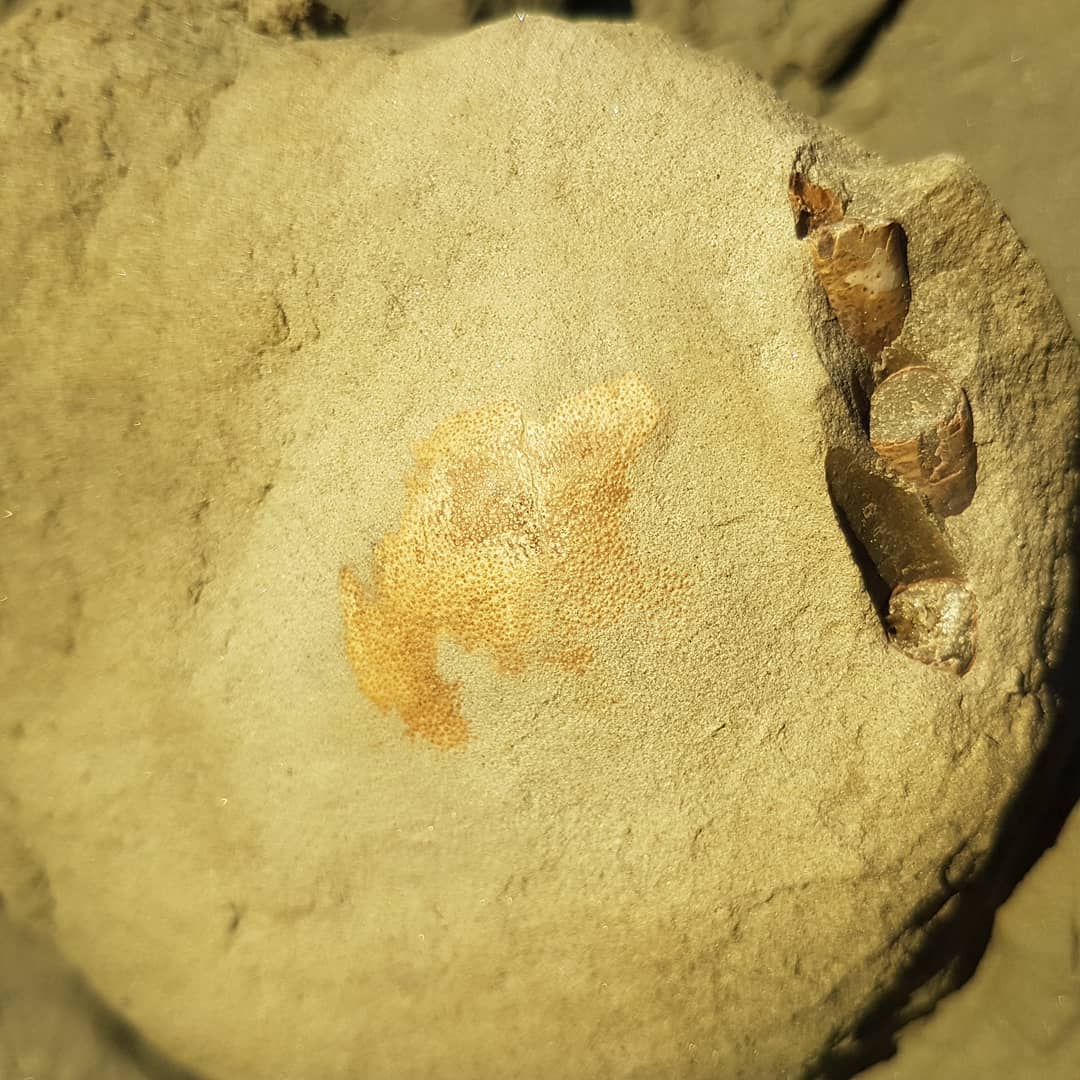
<box><xmin>339</xmin><ymin>372</ymin><xmax>691</xmax><ymax>746</ymax></box>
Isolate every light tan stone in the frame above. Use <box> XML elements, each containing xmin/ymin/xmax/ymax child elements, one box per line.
<box><xmin>1</xmin><ymin>6</ymin><xmax>1077</xmax><ymax>1079</ymax></box>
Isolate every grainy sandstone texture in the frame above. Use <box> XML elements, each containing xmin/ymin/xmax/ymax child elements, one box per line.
<box><xmin>1</xmin><ymin>4</ymin><xmax>1078</xmax><ymax>1078</ymax></box>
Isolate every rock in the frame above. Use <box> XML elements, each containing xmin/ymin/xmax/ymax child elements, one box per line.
<box><xmin>863</xmin><ymin>800</ymin><xmax>1080</xmax><ymax>1080</ymax></box>
<box><xmin>635</xmin><ymin>0</ymin><xmax>895</xmax><ymax>86</ymax></box>
<box><xmin>814</xmin><ymin>1</ymin><xmax>1080</xmax><ymax>1074</ymax></box>
<box><xmin>0</xmin><ymin>914</ymin><xmax>185</xmax><ymax>1080</ymax></box>
<box><xmin>1</xmin><ymin>5</ymin><xmax>1078</xmax><ymax>1079</ymax></box>
<box><xmin>821</xmin><ymin>0</ymin><xmax>1080</xmax><ymax>337</ymax></box>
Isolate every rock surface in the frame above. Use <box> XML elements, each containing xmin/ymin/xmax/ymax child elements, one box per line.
<box><xmin>815</xmin><ymin>2</ymin><xmax>1080</xmax><ymax>1075</ymax></box>
<box><xmin>635</xmin><ymin>0</ymin><xmax>896</xmax><ymax>97</ymax></box>
<box><xmin>2</xmin><ymin>4</ymin><xmax>1078</xmax><ymax>1079</ymax></box>
<box><xmin>863</xmin><ymin>803</ymin><xmax>1080</xmax><ymax>1079</ymax></box>
<box><xmin>822</xmin><ymin>0</ymin><xmax>1080</xmax><ymax>344</ymax></box>
<box><xmin>0</xmin><ymin>917</ymin><xmax>196</xmax><ymax>1080</ymax></box>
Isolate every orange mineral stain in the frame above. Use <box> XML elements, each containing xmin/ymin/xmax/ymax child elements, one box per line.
<box><xmin>339</xmin><ymin>372</ymin><xmax>687</xmax><ymax>748</ymax></box>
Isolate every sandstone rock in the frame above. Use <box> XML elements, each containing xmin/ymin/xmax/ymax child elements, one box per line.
<box><xmin>863</xmin><ymin>799</ymin><xmax>1080</xmax><ymax>1080</ymax></box>
<box><xmin>1</xmin><ymin>5</ymin><xmax>1077</xmax><ymax>1079</ymax></box>
<box><xmin>815</xmin><ymin>1</ymin><xmax>1080</xmax><ymax>1074</ymax></box>
<box><xmin>636</xmin><ymin>0</ymin><xmax>894</xmax><ymax>87</ymax></box>
<box><xmin>0</xmin><ymin>916</ymin><xmax>186</xmax><ymax>1080</ymax></box>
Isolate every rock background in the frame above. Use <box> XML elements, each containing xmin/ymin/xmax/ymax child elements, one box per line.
<box><xmin>1</xmin><ymin>1</ymin><xmax>1078</xmax><ymax>1078</ymax></box>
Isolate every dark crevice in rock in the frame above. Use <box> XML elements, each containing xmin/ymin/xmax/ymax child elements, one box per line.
<box><xmin>562</xmin><ymin>0</ymin><xmax>634</xmax><ymax>16</ymax></box>
<box><xmin>824</xmin><ymin>459</ymin><xmax>891</xmax><ymax>629</ymax></box>
<box><xmin>821</xmin><ymin>0</ymin><xmax>907</xmax><ymax>89</ymax></box>
<box><xmin>256</xmin><ymin>1</ymin><xmax>348</xmax><ymax>37</ymax></box>
<box><xmin>91</xmin><ymin>1000</ymin><xmax>208</xmax><ymax>1080</ymax></box>
<box><xmin>305</xmin><ymin>2</ymin><xmax>348</xmax><ymax>37</ymax></box>
<box><xmin>809</xmin><ymin>525</ymin><xmax>1080</xmax><ymax>1077</ymax></box>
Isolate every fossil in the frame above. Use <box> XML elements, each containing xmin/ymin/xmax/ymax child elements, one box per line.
<box><xmin>870</xmin><ymin>365</ymin><xmax>977</xmax><ymax>517</ymax></box>
<box><xmin>339</xmin><ymin>373</ymin><xmax>690</xmax><ymax>746</ymax></box>
<box><xmin>826</xmin><ymin>446</ymin><xmax>977</xmax><ymax>675</ymax></box>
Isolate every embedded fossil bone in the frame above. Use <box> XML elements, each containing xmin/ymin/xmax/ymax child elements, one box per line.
<box><xmin>787</xmin><ymin>172</ymin><xmax>845</xmax><ymax>239</ymax></box>
<box><xmin>810</xmin><ymin>219</ymin><xmax>911</xmax><ymax>360</ymax></box>
<box><xmin>825</xmin><ymin>446</ymin><xmax>977</xmax><ymax>675</ymax></box>
<box><xmin>788</xmin><ymin>172</ymin><xmax>911</xmax><ymax>361</ymax></box>
<box><xmin>888</xmin><ymin>578</ymin><xmax>978</xmax><ymax>676</ymax></box>
<box><xmin>870</xmin><ymin>365</ymin><xmax>977</xmax><ymax>516</ymax></box>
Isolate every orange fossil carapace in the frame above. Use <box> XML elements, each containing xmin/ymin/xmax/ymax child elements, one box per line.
<box><xmin>339</xmin><ymin>372</ymin><xmax>686</xmax><ymax>748</ymax></box>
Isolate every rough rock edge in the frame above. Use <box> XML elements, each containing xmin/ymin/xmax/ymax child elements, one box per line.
<box><xmin>793</xmin><ymin>144</ymin><xmax>1080</xmax><ymax>1076</ymax></box>
<box><xmin>2</xmin><ymin>10</ymin><xmax>1080</xmax><ymax>1080</ymax></box>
